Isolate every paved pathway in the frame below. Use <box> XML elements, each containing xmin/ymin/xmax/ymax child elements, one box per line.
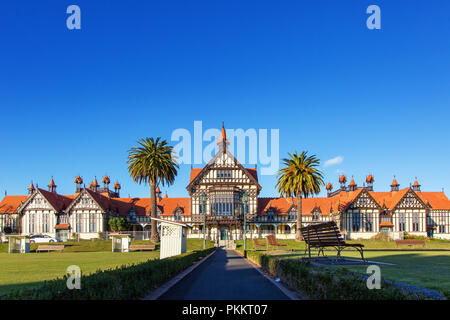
<box><xmin>158</xmin><ymin>248</ymin><xmax>291</xmax><ymax>300</ymax></box>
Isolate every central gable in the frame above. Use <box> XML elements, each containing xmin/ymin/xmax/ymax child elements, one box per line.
<box><xmin>186</xmin><ymin>147</ymin><xmax>261</xmax><ymax>193</ymax></box>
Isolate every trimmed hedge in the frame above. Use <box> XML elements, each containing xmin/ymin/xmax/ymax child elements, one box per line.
<box><xmin>240</xmin><ymin>250</ymin><xmax>425</xmax><ymax>300</ymax></box>
<box><xmin>1</xmin><ymin>248</ymin><xmax>215</xmax><ymax>300</ymax></box>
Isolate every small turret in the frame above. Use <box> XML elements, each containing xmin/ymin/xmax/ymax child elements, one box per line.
<box><xmin>348</xmin><ymin>177</ymin><xmax>357</xmax><ymax>191</ymax></box>
<box><xmin>48</xmin><ymin>177</ymin><xmax>57</xmax><ymax>193</ymax></box>
<box><xmin>391</xmin><ymin>176</ymin><xmax>399</xmax><ymax>192</ymax></box>
<box><xmin>28</xmin><ymin>182</ymin><xmax>35</xmax><ymax>194</ymax></box>
<box><xmin>365</xmin><ymin>174</ymin><xmax>374</xmax><ymax>191</ymax></box>
<box><xmin>339</xmin><ymin>174</ymin><xmax>347</xmax><ymax>190</ymax></box>
<box><xmin>412</xmin><ymin>178</ymin><xmax>421</xmax><ymax>192</ymax></box>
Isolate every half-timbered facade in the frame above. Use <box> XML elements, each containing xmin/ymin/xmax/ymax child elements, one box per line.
<box><xmin>1</xmin><ymin>126</ymin><xmax>450</xmax><ymax>241</ymax></box>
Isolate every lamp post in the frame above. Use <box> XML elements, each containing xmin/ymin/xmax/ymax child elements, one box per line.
<box><xmin>241</xmin><ymin>191</ymin><xmax>249</xmax><ymax>258</ymax></box>
<box><xmin>200</xmin><ymin>192</ymin><xmax>207</xmax><ymax>250</ymax></box>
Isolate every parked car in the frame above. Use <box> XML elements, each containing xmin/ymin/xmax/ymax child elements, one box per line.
<box><xmin>29</xmin><ymin>235</ymin><xmax>60</xmax><ymax>243</ymax></box>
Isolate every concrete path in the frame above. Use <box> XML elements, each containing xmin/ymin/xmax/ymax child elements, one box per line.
<box><xmin>158</xmin><ymin>248</ymin><xmax>291</xmax><ymax>300</ymax></box>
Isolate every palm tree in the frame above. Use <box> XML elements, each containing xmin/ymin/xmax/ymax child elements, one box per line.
<box><xmin>276</xmin><ymin>151</ymin><xmax>324</xmax><ymax>241</ymax></box>
<box><xmin>127</xmin><ymin>137</ymin><xmax>178</xmax><ymax>243</ymax></box>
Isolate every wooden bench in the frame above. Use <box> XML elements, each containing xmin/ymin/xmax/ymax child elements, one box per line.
<box><xmin>252</xmin><ymin>238</ymin><xmax>265</xmax><ymax>249</ymax></box>
<box><xmin>395</xmin><ymin>240</ymin><xmax>426</xmax><ymax>247</ymax></box>
<box><xmin>266</xmin><ymin>234</ymin><xmax>288</xmax><ymax>252</ymax></box>
<box><xmin>36</xmin><ymin>245</ymin><xmax>64</xmax><ymax>252</ymax></box>
<box><xmin>300</xmin><ymin>221</ymin><xmax>366</xmax><ymax>262</ymax></box>
<box><xmin>129</xmin><ymin>244</ymin><xmax>156</xmax><ymax>251</ymax></box>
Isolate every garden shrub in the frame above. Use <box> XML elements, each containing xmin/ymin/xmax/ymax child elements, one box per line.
<box><xmin>0</xmin><ymin>248</ymin><xmax>215</xmax><ymax>300</ymax></box>
<box><xmin>240</xmin><ymin>249</ymin><xmax>425</xmax><ymax>300</ymax></box>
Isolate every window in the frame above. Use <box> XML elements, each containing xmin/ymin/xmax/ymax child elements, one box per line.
<box><xmin>43</xmin><ymin>214</ymin><xmax>49</xmax><ymax>233</ymax></box>
<box><xmin>267</xmin><ymin>211</ymin><xmax>275</xmax><ymax>221</ymax></box>
<box><xmin>352</xmin><ymin>212</ymin><xmax>360</xmax><ymax>232</ymax></box>
<box><xmin>398</xmin><ymin>213</ymin><xmax>406</xmax><ymax>232</ymax></box>
<box><xmin>129</xmin><ymin>210</ymin><xmax>136</xmax><ymax>223</ymax></box>
<box><xmin>216</xmin><ymin>170</ymin><xmax>231</xmax><ymax>178</ymax></box>
<box><xmin>412</xmin><ymin>212</ymin><xmax>420</xmax><ymax>232</ymax></box>
<box><xmin>76</xmin><ymin>213</ymin><xmax>82</xmax><ymax>232</ymax></box>
<box><xmin>365</xmin><ymin>213</ymin><xmax>373</xmax><ymax>232</ymax></box>
<box><xmin>89</xmin><ymin>213</ymin><xmax>96</xmax><ymax>232</ymax></box>
<box><xmin>312</xmin><ymin>211</ymin><xmax>320</xmax><ymax>221</ymax></box>
<box><xmin>174</xmin><ymin>210</ymin><xmax>182</xmax><ymax>221</ymax></box>
<box><xmin>439</xmin><ymin>225</ymin><xmax>446</xmax><ymax>233</ymax></box>
<box><xmin>210</xmin><ymin>193</ymin><xmax>235</xmax><ymax>216</ymax></box>
<box><xmin>29</xmin><ymin>213</ymin><xmax>35</xmax><ymax>233</ymax></box>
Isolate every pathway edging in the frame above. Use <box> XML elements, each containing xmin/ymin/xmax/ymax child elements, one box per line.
<box><xmin>142</xmin><ymin>249</ymin><xmax>217</xmax><ymax>300</ymax></box>
<box><xmin>233</xmin><ymin>249</ymin><xmax>306</xmax><ymax>300</ymax></box>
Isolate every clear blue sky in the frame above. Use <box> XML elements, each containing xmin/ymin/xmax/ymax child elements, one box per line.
<box><xmin>1</xmin><ymin>1</ymin><xmax>449</xmax><ymax>198</ymax></box>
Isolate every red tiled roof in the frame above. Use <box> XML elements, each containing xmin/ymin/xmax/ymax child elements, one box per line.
<box><xmin>349</xmin><ymin>178</ymin><xmax>356</xmax><ymax>186</ymax></box>
<box><xmin>418</xmin><ymin>192</ymin><xmax>450</xmax><ymax>210</ymax></box>
<box><xmin>38</xmin><ymin>188</ymin><xmax>73</xmax><ymax>212</ymax></box>
<box><xmin>0</xmin><ymin>196</ymin><xmax>28</xmax><ymax>214</ymax></box>
<box><xmin>189</xmin><ymin>168</ymin><xmax>203</xmax><ymax>183</ymax></box>
<box><xmin>380</xmin><ymin>222</ymin><xmax>393</xmax><ymax>227</ymax></box>
<box><xmin>391</xmin><ymin>178</ymin><xmax>399</xmax><ymax>186</ymax></box>
<box><xmin>55</xmin><ymin>224</ymin><xmax>70</xmax><ymax>229</ymax></box>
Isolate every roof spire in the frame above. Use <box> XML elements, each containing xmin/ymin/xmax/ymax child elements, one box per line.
<box><xmin>217</xmin><ymin>122</ymin><xmax>229</xmax><ymax>152</ymax></box>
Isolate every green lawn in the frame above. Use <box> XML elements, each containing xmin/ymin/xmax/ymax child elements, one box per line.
<box><xmin>236</xmin><ymin>239</ymin><xmax>450</xmax><ymax>297</ymax></box>
<box><xmin>236</xmin><ymin>238</ymin><xmax>450</xmax><ymax>250</ymax></box>
<box><xmin>0</xmin><ymin>239</ymin><xmax>214</xmax><ymax>295</ymax></box>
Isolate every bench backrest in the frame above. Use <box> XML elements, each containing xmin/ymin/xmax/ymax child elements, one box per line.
<box><xmin>395</xmin><ymin>240</ymin><xmax>425</xmax><ymax>245</ymax></box>
<box><xmin>300</xmin><ymin>221</ymin><xmax>345</xmax><ymax>246</ymax></box>
<box><xmin>37</xmin><ymin>245</ymin><xmax>64</xmax><ymax>250</ymax></box>
<box><xmin>130</xmin><ymin>245</ymin><xmax>155</xmax><ymax>248</ymax></box>
<box><xmin>265</xmin><ymin>235</ymin><xmax>277</xmax><ymax>245</ymax></box>
<box><xmin>253</xmin><ymin>239</ymin><xmax>263</xmax><ymax>246</ymax></box>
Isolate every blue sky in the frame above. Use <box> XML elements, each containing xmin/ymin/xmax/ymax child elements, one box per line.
<box><xmin>1</xmin><ymin>1</ymin><xmax>449</xmax><ymax>198</ymax></box>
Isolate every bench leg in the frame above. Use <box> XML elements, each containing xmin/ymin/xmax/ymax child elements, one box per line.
<box><xmin>355</xmin><ymin>247</ymin><xmax>366</xmax><ymax>262</ymax></box>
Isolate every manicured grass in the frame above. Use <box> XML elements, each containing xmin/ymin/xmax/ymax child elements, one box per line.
<box><xmin>0</xmin><ymin>239</ymin><xmax>214</xmax><ymax>295</ymax></box>
<box><xmin>0</xmin><ymin>238</ymin><xmax>215</xmax><ymax>253</ymax></box>
<box><xmin>236</xmin><ymin>238</ymin><xmax>450</xmax><ymax>296</ymax></box>
<box><xmin>235</xmin><ymin>238</ymin><xmax>450</xmax><ymax>250</ymax></box>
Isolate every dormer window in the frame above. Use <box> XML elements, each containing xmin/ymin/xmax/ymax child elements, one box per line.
<box><xmin>267</xmin><ymin>210</ymin><xmax>275</xmax><ymax>221</ymax></box>
<box><xmin>217</xmin><ymin>170</ymin><xmax>232</xmax><ymax>178</ymax></box>
<box><xmin>312</xmin><ymin>211</ymin><xmax>320</xmax><ymax>221</ymax></box>
<box><xmin>129</xmin><ymin>210</ymin><xmax>136</xmax><ymax>223</ymax></box>
<box><xmin>174</xmin><ymin>209</ymin><xmax>182</xmax><ymax>221</ymax></box>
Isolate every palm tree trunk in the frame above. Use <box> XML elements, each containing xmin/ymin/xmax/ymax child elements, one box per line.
<box><xmin>150</xmin><ymin>182</ymin><xmax>159</xmax><ymax>243</ymax></box>
<box><xmin>296</xmin><ymin>194</ymin><xmax>303</xmax><ymax>241</ymax></box>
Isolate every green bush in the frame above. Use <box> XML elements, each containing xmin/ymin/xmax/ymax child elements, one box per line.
<box><xmin>108</xmin><ymin>217</ymin><xmax>130</xmax><ymax>232</ymax></box>
<box><xmin>0</xmin><ymin>248</ymin><xmax>215</xmax><ymax>300</ymax></box>
<box><xmin>241</xmin><ymin>250</ymin><xmax>425</xmax><ymax>300</ymax></box>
